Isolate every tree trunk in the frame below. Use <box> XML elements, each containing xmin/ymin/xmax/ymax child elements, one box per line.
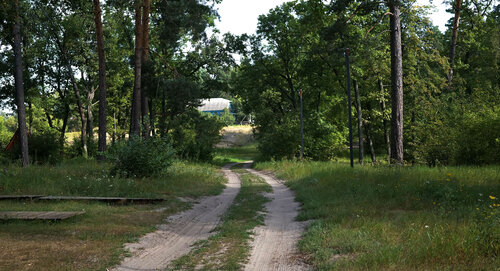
<box><xmin>60</xmin><ymin>103</ymin><xmax>69</xmax><ymax>152</ymax></box>
<box><xmin>130</xmin><ymin>0</ymin><xmax>144</xmax><ymax>137</ymax></box>
<box><xmin>87</xmin><ymin>104</ymin><xmax>94</xmax><ymax>143</ymax></box>
<box><xmin>93</xmin><ymin>0</ymin><xmax>107</xmax><ymax>159</ymax></box>
<box><xmin>389</xmin><ymin>0</ymin><xmax>404</xmax><ymax>165</ymax></box>
<box><xmin>379</xmin><ymin>79</ymin><xmax>391</xmax><ymax>161</ymax></box>
<box><xmin>448</xmin><ymin>0</ymin><xmax>462</xmax><ymax>85</ymax></box>
<box><xmin>141</xmin><ymin>0</ymin><xmax>151</xmax><ymax>138</ymax></box>
<box><xmin>364</xmin><ymin>120</ymin><xmax>377</xmax><ymax>164</ymax></box>
<box><xmin>12</xmin><ymin>0</ymin><xmax>29</xmax><ymax>167</ymax></box>
<box><xmin>354</xmin><ymin>80</ymin><xmax>363</xmax><ymax>165</ymax></box>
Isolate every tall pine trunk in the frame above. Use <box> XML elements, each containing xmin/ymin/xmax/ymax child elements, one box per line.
<box><xmin>354</xmin><ymin>80</ymin><xmax>363</xmax><ymax>165</ymax></box>
<box><xmin>130</xmin><ymin>0</ymin><xmax>144</xmax><ymax>136</ymax></box>
<box><xmin>448</xmin><ymin>0</ymin><xmax>462</xmax><ymax>84</ymax></box>
<box><xmin>12</xmin><ymin>0</ymin><xmax>29</xmax><ymax>167</ymax></box>
<box><xmin>141</xmin><ymin>0</ymin><xmax>151</xmax><ymax>138</ymax></box>
<box><xmin>389</xmin><ymin>0</ymin><xmax>404</xmax><ymax>165</ymax></box>
<box><xmin>93</xmin><ymin>0</ymin><xmax>107</xmax><ymax>159</ymax></box>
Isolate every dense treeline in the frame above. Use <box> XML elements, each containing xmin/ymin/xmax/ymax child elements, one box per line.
<box><xmin>231</xmin><ymin>0</ymin><xmax>499</xmax><ymax>165</ymax></box>
<box><xmin>0</xmin><ymin>0</ymin><xmax>499</xmax><ymax>166</ymax></box>
<box><xmin>0</xmin><ymin>0</ymin><xmax>232</xmax><ymax>165</ymax></box>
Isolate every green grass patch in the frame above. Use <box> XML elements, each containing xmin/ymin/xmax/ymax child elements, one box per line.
<box><xmin>170</xmin><ymin>167</ymin><xmax>271</xmax><ymax>270</ymax></box>
<box><xmin>0</xmin><ymin>159</ymin><xmax>226</xmax><ymax>198</ymax></box>
<box><xmin>256</xmin><ymin>161</ymin><xmax>500</xmax><ymax>270</ymax></box>
<box><xmin>0</xmin><ymin>159</ymin><xmax>227</xmax><ymax>270</ymax></box>
<box><xmin>212</xmin><ymin>144</ymin><xmax>259</xmax><ymax>167</ymax></box>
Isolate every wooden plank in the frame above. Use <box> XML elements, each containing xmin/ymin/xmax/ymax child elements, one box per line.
<box><xmin>38</xmin><ymin>196</ymin><xmax>164</xmax><ymax>204</ymax></box>
<box><xmin>0</xmin><ymin>211</ymin><xmax>85</xmax><ymax>220</ymax></box>
<box><xmin>0</xmin><ymin>195</ymin><xmax>44</xmax><ymax>200</ymax></box>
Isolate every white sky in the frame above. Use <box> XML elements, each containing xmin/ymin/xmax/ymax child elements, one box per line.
<box><xmin>214</xmin><ymin>0</ymin><xmax>452</xmax><ymax>35</ymax></box>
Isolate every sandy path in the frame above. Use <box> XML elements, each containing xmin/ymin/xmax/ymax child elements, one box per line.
<box><xmin>244</xmin><ymin>168</ymin><xmax>309</xmax><ymax>271</ymax></box>
<box><xmin>112</xmin><ymin>163</ymin><xmax>241</xmax><ymax>271</ymax></box>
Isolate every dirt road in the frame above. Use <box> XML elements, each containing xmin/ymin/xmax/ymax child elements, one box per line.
<box><xmin>112</xmin><ymin>163</ymin><xmax>241</xmax><ymax>271</ymax></box>
<box><xmin>244</xmin><ymin>168</ymin><xmax>309</xmax><ymax>271</ymax></box>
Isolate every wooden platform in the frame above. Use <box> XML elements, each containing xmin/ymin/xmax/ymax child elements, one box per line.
<box><xmin>0</xmin><ymin>211</ymin><xmax>85</xmax><ymax>220</ymax></box>
<box><xmin>0</xmin><ymin>195</ymin><xmax>44</xmax><ymax>201</ymax></box>
<box><xmin>38</xmin><ymin>196</ymin><xmax>165</xmax><ymax>204</ymax></box>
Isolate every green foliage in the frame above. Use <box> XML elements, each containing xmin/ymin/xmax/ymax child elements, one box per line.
<box><xmin>170</xmin><ymin>110</ymin><xmax>224</xmax><ymax>161</ymax></box>
<box><xmin>218</xmin><ymin>108</ymin><xmax>235</xmax><ymax>126</ymax></box>
<box><xmin>455</xmin><ymin>107</ymin><xmax>500</xmax><ymax>165</ymax></box>
<box><xmin>67</xmin><ymin>137</ymin><xmax>98</xmax><ymax>158</ymax></box>
<box><xmin>28</xmin><ymin>129</ymin><xmax>62</xmax><ymax>164</ymax></box>
<box><xmin>109</xmin><ymin>136</ymin><xmax>175</xmax><ymax>178</ymax></box>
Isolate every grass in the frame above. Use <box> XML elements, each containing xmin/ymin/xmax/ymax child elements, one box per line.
<box><xmin>170</xmin><ymin>167</ymin><xmax>271</xmax><ymax>270</ymax></box>
<box><xmin>212</xmin><ymin>144</ymin><xmax>260</xmax><ymax>167</ymax></box>
<box><xmin>0</xmin><ymin>159</ymin><xmax>227</xmax><ymax>270</ymax></box>
<box><xmin>0</xmin><ymin>158</ymin><xmax>226</xmax><ymax>198</ymax></box>
<box><xmin>256</xmin><ymin>160</ymin><xmax>500</xmax><ymax>270</ymax></box>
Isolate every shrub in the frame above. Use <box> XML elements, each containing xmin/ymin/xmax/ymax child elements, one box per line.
<box><xmin>2</xmin><ymin>128</ymin><xmax>62</xmax><ymax>165</ymax></box>
<box><xmin>256</xmin><ymin>112</ymin><xmax>346</xmax><ymax>161</ymax></box>
<box><xmin>170</xmin><ymin>110</ymin><xmax>225</xmax><ymax>161</ymax></box>
<box><xmin>218</xmin><ymin>108</ymin><xmax>235</xmax><ymax>126</ymax></box>
<box><xmin>109</xmin><ymin>136</ymin><xmax>175</xmax><ymax>178</ymax></box>
<box><xmin>67</xmin><ymin>136</ymin><xmax>98</xmax><ymax>158</ymax></box>
<box><xmin>29</xmin><ymin>129</ymin><xmax>63</xmax><ymax>164</ymax></box>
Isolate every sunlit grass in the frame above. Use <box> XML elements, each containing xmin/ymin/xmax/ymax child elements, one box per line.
<box><xmin>256</xmin><ymin>161</ymin><xmax>500</xmax><ymax>270</ymax></box>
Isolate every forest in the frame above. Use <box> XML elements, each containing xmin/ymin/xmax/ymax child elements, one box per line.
<box><xmin>0</xmin><ymin>1</ymin><xmax>499</xmax><ymax>270</ymax></box>
<box><xmin>0</xmin><ymin>0</ymin><xmax>499</xmax><ymax>167</ymax></box>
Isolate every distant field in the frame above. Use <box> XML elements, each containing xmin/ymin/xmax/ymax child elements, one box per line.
<box><xmin>256</xmin><ymin>161</ymin><xmax>500</xmax><ymax>270</ymax></box>
<box><xmin>217</xmin><ymin>125</ymin><xmax>254</xmax><ymax>148</ymax></box>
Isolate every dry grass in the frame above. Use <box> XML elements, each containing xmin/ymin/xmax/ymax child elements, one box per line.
<box><xmin>217</xmin><ymin>125</ymin><xmax>254</xmax><ymax>148</ymax></box>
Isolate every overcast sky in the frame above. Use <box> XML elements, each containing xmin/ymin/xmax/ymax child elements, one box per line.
<box><xmin>214</xmin><ymin>0</ymin><xmax>452</xmax><ymax>35</ymax></box>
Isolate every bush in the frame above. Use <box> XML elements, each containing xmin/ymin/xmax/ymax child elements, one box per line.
<box><xmin>29</xmin><ymin>129</ymin><xmax>63</xmax><ymax>164</ymax></box>
<box><xmin>256</xmin><ymin>112</ymin><xmax>346</xmax><ymax>161</ymax></box>
<box><xmin>3</xmin><ymin>128</ymin><xmax>62</xmax><ymax>165</ymax></box>
<box><xmin>218</xmin><ymin>108</ymin><xmax>235</xmax><ymax>126</ymax></box>
<box><xmin>67</xmin><ymin>136</ymin><xmax>98</xmax><ymax>158</ymax></box>
<box><xmin>455</xmin><ymin>107</ymin><xmax>500</xmax><ymax>165</ymax></box>
<box><xmin>170</xmin><ymin>110</ymin><xmax>225</xmax><ymax>161</ymax></box>
<box><xmin>109</xmin><ymin>136</ymin><xmax>175</xmax><ymax>178</ymax></box>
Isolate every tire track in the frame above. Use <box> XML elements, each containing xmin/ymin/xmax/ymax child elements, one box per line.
<box><xmin>112</xmin><ymin>163</ymin><xmax>241</xmax><ymax>271</ymax></box>
<box><xmin>244</xmin><ymin>168</ymin><xmax>309</xmax><ymax>271</ymax></box>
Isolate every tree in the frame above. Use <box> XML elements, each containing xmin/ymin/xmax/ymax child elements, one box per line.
<box><xmin>12</xmin><ymin>0</ymin><xmax>29</xmax><ymax>166</ymax></box>
<box><xmin>93</xmin><ymin>0</ymin><xmax>107</xmax><ymax>159</ymax></box>
<box><xmin>447</xmin><ymin>0</ymin><xmax>462</xmax><ymax>84</ymax></box>
<box><xmin>388</xmin><ymin>0</ymin><xmax>404</xmax><ymax>165</ymax></box>
<box><xmin>130</xmin><ymin>0</ymin><xmax>145</xmax><ymax>136</ymax></box>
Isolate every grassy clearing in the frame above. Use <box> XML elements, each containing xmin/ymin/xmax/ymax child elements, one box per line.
<box><xmin>171</xmin><ymin>168</ymin><xmax>271</xmax><ymax>270</ymax></box>
<box><xmin>0</xmin><ymin>159</ymin><xmax>225</xmax><ymax>198</ymax></box>
<box><xmin>0</xmin><ymin>159</ymin><xmax>227</xmax><ymax>270</ymax></box>
<box><xmin>213</xmin><ymin>144</ymin><xmax>260</xmax><ymax>166</ymax></box>
<box><xmin>256</xmin><ymin>161</ymin><xmax>500</xmax><ymax>270</ymax></box>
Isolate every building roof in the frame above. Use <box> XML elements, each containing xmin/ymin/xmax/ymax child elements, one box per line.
<box><xmin>198</xmin><ymin>98</ymin><xmax>231</xmax><ymax>112</ymax></box>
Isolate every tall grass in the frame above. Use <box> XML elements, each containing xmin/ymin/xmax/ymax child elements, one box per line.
<box><xmin>256</xmin><ymin>161</ymin><xmax>500</xmax><ymax>270</ymax></box>
<box><xmin>0</xmin><ymin>158</ymin><xmax>226</xmax><ymax>198</ymax></box>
